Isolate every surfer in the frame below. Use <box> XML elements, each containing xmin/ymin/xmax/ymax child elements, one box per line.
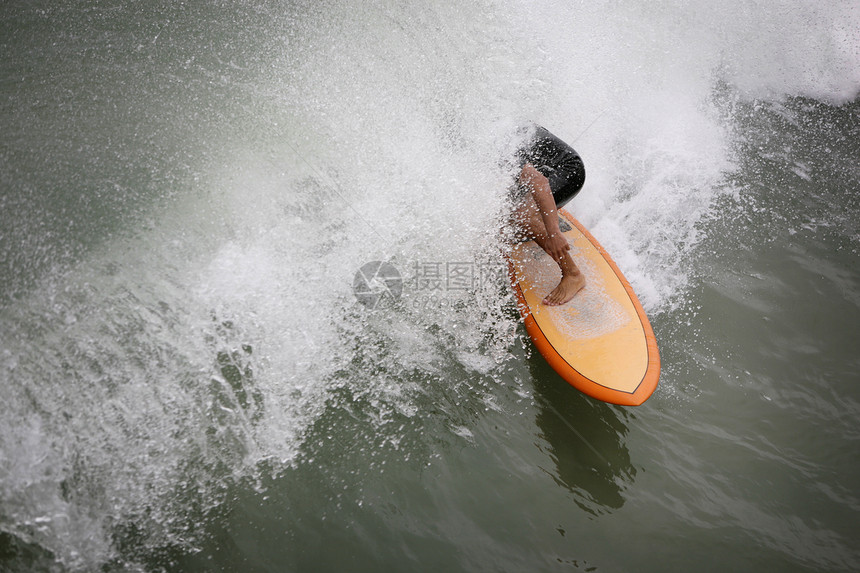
<box><xmin>509</xmin><ymin>125</ymin><xmax>587</xmax><ymax>305</ymax></box>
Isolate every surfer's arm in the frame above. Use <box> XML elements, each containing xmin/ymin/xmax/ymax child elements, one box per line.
<box><xmin>519</xmin><ymin>163</ymin><xmax>570</xmax><ymax>259</ymax></box>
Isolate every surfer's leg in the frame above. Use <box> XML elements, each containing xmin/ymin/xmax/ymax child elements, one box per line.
<box><xmin>511</xmin><ymin>196</ymin><xmax>585</xmax><ymax>305</ymax></box>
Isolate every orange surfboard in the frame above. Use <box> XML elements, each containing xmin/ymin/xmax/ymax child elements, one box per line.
<box><xmin>507</xmin><ymin>209</ymin><xmax>660</xmax><ymax>405</ymax></box>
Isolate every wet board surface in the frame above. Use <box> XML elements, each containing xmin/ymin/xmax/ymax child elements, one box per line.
<box><xmin>507</xmin><ymin>209</ymin><xmax>660</xmax><ymax>405</ymax></box>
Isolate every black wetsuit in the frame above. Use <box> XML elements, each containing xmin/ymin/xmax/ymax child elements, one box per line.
<box><xmin>515</xmin><ymin>126</ymin><xmax>586</xmax><ymax>208</ymax></box>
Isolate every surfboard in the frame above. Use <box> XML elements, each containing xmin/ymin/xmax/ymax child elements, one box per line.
<box><xmin>507</xmin><ymin>208</ymin><xmax>660</xmax><ymax>406</ymax></box>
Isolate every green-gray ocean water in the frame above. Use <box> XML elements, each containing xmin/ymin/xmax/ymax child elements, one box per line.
<box><xmin>2</xmin><ymin>2</ymin><xmax>859</xmax><ymax>571</ymax></box>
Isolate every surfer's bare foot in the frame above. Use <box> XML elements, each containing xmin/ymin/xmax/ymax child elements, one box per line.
<box><xmin>543</xmin><ymin>271</ymin><xmax>585</xmax><ymax>306</ymax></box>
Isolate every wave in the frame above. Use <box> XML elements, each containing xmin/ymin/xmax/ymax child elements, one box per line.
<box><xmin>1</xmin><ymin>0</ymin><xmax>858</xmax><ymax>569</ymax></box>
